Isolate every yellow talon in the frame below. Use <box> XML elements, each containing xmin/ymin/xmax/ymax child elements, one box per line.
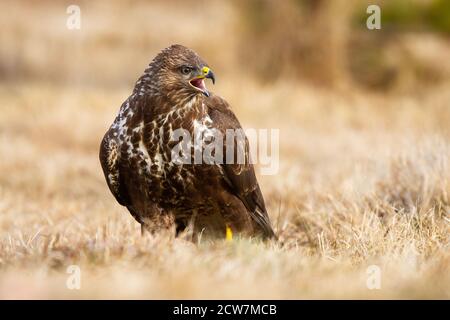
<box><xmin>226</xmin><ymin>225</ymin><xmax>233</xmax><ymax>241</ymax></box>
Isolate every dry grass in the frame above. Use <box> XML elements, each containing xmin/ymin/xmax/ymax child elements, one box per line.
<box><xmin>0</xmin><ymin>0</ymin><xmax>449</xmax><ymax>299</ymax></box>
<box><xmin>0</xmin><ymin>80</ymin><xmax>448</xmax><ymax>299</ymax></box>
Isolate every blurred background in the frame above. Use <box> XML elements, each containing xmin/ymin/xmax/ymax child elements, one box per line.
<box><xmin>0</xmin><ymin>0</ymin><xmax>449</xmax><ymax>299</ymax></box>
<box><xmin>1</xmin><ymin>0</ymin><xmax>450</xmax><ymax>91</ymax></box>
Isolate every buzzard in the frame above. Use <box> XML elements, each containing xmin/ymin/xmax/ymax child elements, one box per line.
<box><xmin>99</xmin><ymin>45</ymin><xmax>275</xmax><ymax>240</ymax></box>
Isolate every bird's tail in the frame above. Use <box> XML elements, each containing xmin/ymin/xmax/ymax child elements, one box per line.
<box><xmin>253</xmin><ymin>208</ymin><xmax>277</xmax><ymax>240</ymax></box>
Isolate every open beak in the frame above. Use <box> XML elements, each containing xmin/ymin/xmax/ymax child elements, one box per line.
<box><xmin>189</xmin><ymin>66</ymin><xmax>215</xmax><ymax>97</ymax></box>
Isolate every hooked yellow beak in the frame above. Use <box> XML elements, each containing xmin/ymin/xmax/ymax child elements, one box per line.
<box><xmin>200</xmin><ymin>66</ymin><xmax>215</xmax><ymax>84</ymax></box>
<box><xmin>190</xmin><ymin>66</ymin><xmax>216</xmax><ymax>97</ymax></box>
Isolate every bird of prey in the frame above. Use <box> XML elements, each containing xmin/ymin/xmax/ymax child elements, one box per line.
<box><xmin>99</xmin><ymin>44</ymin><xmax>275</xmax><ymax>240</ymax></box>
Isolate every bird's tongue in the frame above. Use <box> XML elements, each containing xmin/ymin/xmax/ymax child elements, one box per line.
<box><xmin>190</xmin><ymin>78</ymin><xmax>206</xmax><ymax>91</ymax></box>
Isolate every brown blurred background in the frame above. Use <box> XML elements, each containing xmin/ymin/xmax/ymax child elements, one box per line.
<box><xmin>1</xmin><ymin>0</ymin><xmax>450</xmax><ymax>92</ymax></box>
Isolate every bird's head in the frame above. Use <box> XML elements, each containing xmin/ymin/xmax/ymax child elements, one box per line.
<box><xmin>145</xmin><ymin>44</ymin><xmax>215</xmax><ymax>100</ymax></box>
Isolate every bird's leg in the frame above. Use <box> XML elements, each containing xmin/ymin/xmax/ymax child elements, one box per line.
<box><xmin>180</xmin><ymin>209</ymin><xmax>198</xmax><ymax>241</ymax></box>
<box><xmin>175</xmin><ymin>219</ymin><xmax>187</xmax><ymax>236</ymax></box>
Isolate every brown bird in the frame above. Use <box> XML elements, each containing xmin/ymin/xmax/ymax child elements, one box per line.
<box><xmin>99</xmin><ymin>44</ymin><xmax>275</xmax><ymax>240</ymax></box>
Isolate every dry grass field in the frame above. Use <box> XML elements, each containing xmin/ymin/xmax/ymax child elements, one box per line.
<box><xmin>0</xmin><ymin>0</ymin><xmax>449</xmax><ymax>299</ymax></box>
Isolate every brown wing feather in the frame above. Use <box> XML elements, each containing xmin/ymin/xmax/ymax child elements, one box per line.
<box><xmin>99</xmin><ymin>123</ymin><xmax>141</xmax><ymax>224</ymax></box>
<box><xmin>205</xmin><ymin>95</ymin><xmax>275</xmax><ymax>238</ymax></box>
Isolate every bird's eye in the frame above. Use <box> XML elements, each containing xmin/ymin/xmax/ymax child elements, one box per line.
<box><xmin>180</xmin><ymin>66</ymin><xmax>192</xmax><ymax>75</ymax></box>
